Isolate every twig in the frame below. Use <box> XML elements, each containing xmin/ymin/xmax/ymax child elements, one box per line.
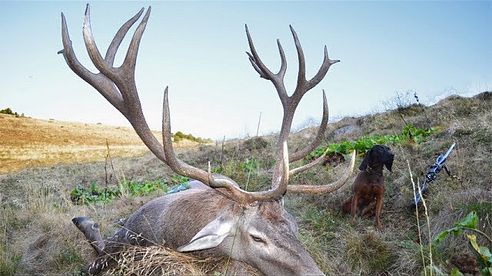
<box><xmin>407</xmin><ymin>160</ymin><xmax>427</xmax><ymax>275</ymax></box>
<box><xmin>414</xmin><ymin>92</ymin><xmax>431</xmax><ymax>128</ymax></box>
<box><xmin>220</xmin><ymin>136</ymin><xmax>225</xmax><ymax>168</ymax></box>
<box><xmin>256</xmin><ymin>112</ymin><xmax>262</xmax><ymax>137</ymax></box>
<box><xmin>104</xmin><ymin>139</ymin><xmax>115</xmax><ymax>186</ymax></box>
<box><xmin>417</xmin><ymin>178</ymin><xmax>433</xmax><ymax>276</ymax></box>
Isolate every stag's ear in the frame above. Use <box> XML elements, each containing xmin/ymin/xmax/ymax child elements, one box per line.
<box><xmin>359</xmin><ymin>149</ymin><xmax>371</xmax><ymax>171</ymax></box>
<box><xmin>177</xmin><ymin>212</ymin><xmax>236</xmax><ymax>252</ymax></box>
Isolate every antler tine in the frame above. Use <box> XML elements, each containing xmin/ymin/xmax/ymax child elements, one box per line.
<box><xmin>82</xmin><ymin>4</ymin><xmax>115</xmax><ymax>78</ymax></box>
<box><xmin>245</xmin><ymin>25</ymin><xmax>288</xmax><ymax>104</ymax></box>
<box><xmin>162</xmin><ymin>88</ymin><xmax>216</xmax><ymax>183</ymax></box>
<box><xmin>59</xmin><ymin>12</ymin><xmax>125</xmax><ymax>114</ymax></box>
<box><xmin>122</xmin><ymin>7</ymin><xmax>151</xmax><ymax>73</ymax></box>
<box><xmin>307</xmin><ymin>46</ymin><xmax>340</xmax><ymax>91</ymax></box>
<box><xmin>290</xmin><ymin>25</ymin><xmax>307</xmax><ymax>95</ymax></box>
<box><xmin>245</xmin><ymin>25</ymin><xmax>273</xmax><ymax>79</ymax></box>
<box><xmin>288</xmin><ymin>151</ymin><xmax>356</xmax><ymax>194</ymax></box>
<box><xmin>105</xmin><ymin>8</ymin><xmax>145</xmax><ymax>66</ymax></box>
<box><xmin>61</xmin><ymin>5</ymin><xmax>167</xmax><ymax>162</ymax></box>
<box><xmin>290</xmin><ymin>26</ymin><xmax>339</xmax><ymax>102</ymax></box>
<box><xmin>289</xmin><ymin>90</ymin><xmax>328</xmax><ymax>163</ymax></box>
<box><xmin>163</xmin><ymin>88</ymin><xmax>290</xmax><ymax>204</ymax></box>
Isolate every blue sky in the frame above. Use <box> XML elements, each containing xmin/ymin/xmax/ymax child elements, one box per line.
<box><xmin>1</xmin><ymin>1</ymin><xmax>490</xmax><ymax>140</ymax></box>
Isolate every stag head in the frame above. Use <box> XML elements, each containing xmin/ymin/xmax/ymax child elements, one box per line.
<box><xmin>60</xmin><ymin>4</ymin><xmax>355</xmax><ymax>275</ymax></box>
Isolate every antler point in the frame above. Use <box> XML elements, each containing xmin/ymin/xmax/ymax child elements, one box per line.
<box><xmin>84</xmin><ymin>3</ymin><xmax>90</xmax><ymax>16</ymax></box>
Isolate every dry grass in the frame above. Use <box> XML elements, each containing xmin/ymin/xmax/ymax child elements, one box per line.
<box><xmin>105</xmin><ymin>246</ymin><xmax>260</xmax><ymax>276</ymax></box>
<box><xmin>0</xmin><ymin>92</ymin><xmax>490</xmax><ymax>275</ymax></box>
<box><xmin>0</xmin><ymin>114</ymin><xmax>157</xmax><ymax>174</ymax></box>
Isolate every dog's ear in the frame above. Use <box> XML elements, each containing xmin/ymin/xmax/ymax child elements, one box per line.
<box><xmin>384</xmin><ymin>159</ymin><xmax>393</xmax><ymax>172</ymax></box>
<box><xmin>359</xmin><ymin>149</ymin><xmax>372</xmax><ymax>170</ymax></box>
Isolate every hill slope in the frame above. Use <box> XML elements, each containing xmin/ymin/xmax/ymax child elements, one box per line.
<box><xmin>0</xmin><ymin>115</ymin><xmax>153</xmax><ymax>174</ymax></box>
<box><xmin>0</xmin><ymin>92</ymin><xmax>490</xmax><ymax>275</ymax></box>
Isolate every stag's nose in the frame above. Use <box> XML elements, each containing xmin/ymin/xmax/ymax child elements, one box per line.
<box><xmin>296</xmin><ymin>254</ymin><xmax>325</xmax><ymax>276</ymax></box>
<box><xmin>300</xmin><ymin>265</ymin><xmax>325</xmax><ymax>276</ymax></box>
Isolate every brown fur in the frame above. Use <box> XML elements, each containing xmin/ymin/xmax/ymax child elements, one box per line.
<box><xmin>342</xmin><ymin>145</ymin><xmax>394</xmax><ymax>230</ymax></box>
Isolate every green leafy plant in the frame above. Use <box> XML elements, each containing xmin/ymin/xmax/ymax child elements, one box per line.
<box><xmin>241</xmin><ymin>158</ymin><xmax>259</xmax><ymax>173</ymax></box>
<box><xmin>308</xmin><ymin>124</ymin><xmax>436</xmax><ymax>159</ymax></box>
<box><xmin>70</xmin><ymin>179</ymin><xmax>169</xmax><ymax>205</ymax></box>
<box><xmin>170</xmin><ymin>175</ymin><xmax>190</xmax><ymax>185</ymax></box>
<box><xmin>70</xmin><ymin>182</ymin><xmax>120</xmax><ymax>204</ymax></box>
<box><xmin>123</xmin><ymin>179</ymin><xmax>168</xmax><ymax>196</ymax></box>
<box><xmin>433</xmin><ymin>211</ymin><xmax>492</xmax><ymax>275</ymax></box>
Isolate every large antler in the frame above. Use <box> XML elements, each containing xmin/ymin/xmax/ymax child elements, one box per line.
<box><xmin>246</xmin><ymin>25</ymin><xmax>354</xmax><ymax>192</ymax></box>
<box><xmin>59</xmin><ymin>5</ymin><xmax>352</xmax><ymax>205</ymax></box>
<box><xmin>59</xmin><ymin>5</ymin><xmax>293</xmax><ymax>205</ymax></box>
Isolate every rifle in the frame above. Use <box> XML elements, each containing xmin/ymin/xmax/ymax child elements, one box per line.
<box><xmin>412</xmin><ymin>143</ymin><xmax>456</xmax><ymax>206</ymax></box>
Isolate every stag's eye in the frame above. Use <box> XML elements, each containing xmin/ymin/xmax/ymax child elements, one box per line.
<box><xmin>250</xmin><ymin>234</ymin><xmax>266</xmax><ymax>244</ymax></box>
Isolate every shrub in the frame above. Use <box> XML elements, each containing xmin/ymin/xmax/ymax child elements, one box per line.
<box><xmin>433</xmin><ymin>211</ymin><xmax>492</xmax><ymax>275</ymax></box>
<box><xmin>173</xmin><ymin>131</ymin><xmax>211</xmax><ymax>144</ymax></box>
<box><xmin>70</xmin><ymin>179</ymin><xmax>169</xmax><ymax>205</ymax></box>
<box><xmin>0</xmin><ymin>107</ymin><xmax>23</xmax><ymax>117</ymax></box>
<box><xmin>308</xmin><ymin>124</ymin><xmax>436</xmax><ymax>159</ymax></box>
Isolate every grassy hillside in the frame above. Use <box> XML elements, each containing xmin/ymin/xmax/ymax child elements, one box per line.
<box><xmin>0</xmin><ymin>115</ymin><xmax>203</xmax><ymax>175</ymax></box>
<box><xmin>0</xmin><ymin>92</ymin><xmax>490</xmax><ymax>275</ymax></box>
<box><xmin>0</xmin><ymin>115</ymin><xmax>153</xmax><ymax>174</ymax></box>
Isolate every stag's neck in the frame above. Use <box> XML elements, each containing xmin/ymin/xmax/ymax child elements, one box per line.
<box><xmin>156</xmin><ymin>189</ymin><xmax>239</xmax><ymax>249</ymax></box>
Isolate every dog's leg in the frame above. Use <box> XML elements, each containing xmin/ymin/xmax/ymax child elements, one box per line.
<box><xmin>341</xmin><ymin>197</ymin><xmax>353</xmax><ymax>214</ymax></box>
<box><xmin>351</xmin><ymin>193</ymin><xmax>360</xmax><ymax>218</ymax></box>
<box><xmin>374</xmin><ymin>187</ymin><xmax>385</xmax><ymax>230</ymax></box>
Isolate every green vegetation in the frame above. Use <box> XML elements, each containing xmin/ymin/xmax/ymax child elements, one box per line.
<box><xmin>309</xmin><ymin>124</ymin><xmax>436</xmax><ymax>159</ymax></box>
<box><xmin>70</xmin><ymin>179</ymin><xmax>169</xmax><ymax>205</ymax></box>
<box><xmin>0</xmin><ymin>253</ymin><xmax>21</xmax><ymax>276</ymax></box>
<box><xmin>173</xmin><ymin>131</ymin><xmax>212</xmax><ymax>143</ymax></box>
<box><xmin>433</xmin><ymin>211</ymin><xmax>492</xmax><ymax>275</ymax></box>
<box><xmin>301</xmin><ymin>206</ymin><xmax>339</xmax><ymax>242</ymax></box>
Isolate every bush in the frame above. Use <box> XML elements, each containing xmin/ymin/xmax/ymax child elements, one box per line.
<box><xmin>70</xmin><ymin>179</ymin><xmax>170</xmax><ymax>205</ymax></box>
<box><xmin>308</xmin><ymin>124</ymin><xmax>436</xmax><ymax>159</ymax></box>
<box><xmin>0</xmin><ymin>107</ymin><xmax>23</xmax><ymax>117</ymax></box>
<box><xmin>173</xmin><ymin>131</ymin><xmax>211</xmax><ymax>144</ymax></box>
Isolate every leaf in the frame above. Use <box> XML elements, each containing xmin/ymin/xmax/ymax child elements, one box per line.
<box><xmin>433</xmin><ymin>228</ymin><xmax>462</xmax><ymax>244</ymax></box>
<box><xmin>450</xmin><ymin>267</ymin><xmax>464</xmax><ymax>276</ymax></box>
<box><xmin>479</xmin><ymin>246</ymin><xmax>492</xmax><ymax>264</ymax></box>
<box><xmin>468</xmin><ymin>234</ymin><xmax>482</xmax><ymax>255</ymax></box>
<box><xmin>457</xmin><ymin>211</ymin><xmax>478</xmax><ymax>229</ymax></box>
<box><xmin>467</xmin><ymin>234</ymin><xmax>492</xmax><ymax>272</ymax></box>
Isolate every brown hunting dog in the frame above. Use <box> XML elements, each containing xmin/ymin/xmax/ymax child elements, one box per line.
<box><xmin>342</xmin><ymin>145</ymin><xmax>394</xmax><ymax>229</ymax></box>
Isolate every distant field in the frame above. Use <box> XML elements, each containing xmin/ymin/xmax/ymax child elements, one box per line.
<box><xmin>0</xmin><ymin>114</ymin><xmax>164</xmax><ymax>174</ymax></box>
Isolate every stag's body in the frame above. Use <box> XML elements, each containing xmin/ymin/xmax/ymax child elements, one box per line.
<box><xmin>80</xmin><ymin>186</ymin><xmax>319</xmax><ymax>275</ymax></box>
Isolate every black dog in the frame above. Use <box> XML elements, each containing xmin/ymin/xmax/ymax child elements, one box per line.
<box><xmin>342</xmin><ymin>145</ymin><xmax>394</xmax><ymax>229</ymax></box>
